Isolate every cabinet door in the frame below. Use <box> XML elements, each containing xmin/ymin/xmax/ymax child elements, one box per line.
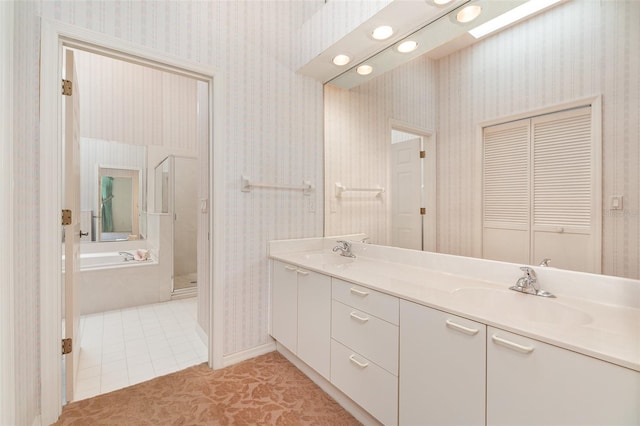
<box><xmin>487</xmin><ymin>327</ymin><xmax>640</xmax><ymax>425</ymax></box>
<box><xmin>400</xmin><ymin>300</ymin><xmax>486</xmax><ymax>426</ymax></box>
<box><xmin>297</xmin><ymin>269</ymin><xmax>331</xmax><ymax>379</ymax></box>
<box><xmin>271</xmin><ymin>261</ymin><xmax>298</xmax><ymax>352</ymax></box>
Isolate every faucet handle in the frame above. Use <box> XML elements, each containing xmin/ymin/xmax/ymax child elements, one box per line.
<box><xmin>336</xmin><ymin>240</ymin><xmax>351</xmax><ymax>247</ymax></box>
<box><xmin>538</xmin><ymin>258</ymin><xmax>551</xmax><ymax>267</ymax></box>
<box><xmin>519</xmin><ymin>266</ymin><xmax>537</xmax><ymax>279</ymax></box>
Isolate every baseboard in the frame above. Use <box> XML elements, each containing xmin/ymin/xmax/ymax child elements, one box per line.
<box><xmin>32</xmin><ymin>414</ymin><xmax>42</xmax><ymax>426</ymax></box>
<box><xmin>171</xmin><ymin>287</ymin><xmax>197</xmax><ymax>300</ymax></box>
<box><xmin>276</xmin><ymin>343</ymin><xmax>382</xmax><ymax>426</ymax></box>
<box><xmin>221</xmin><ymin>341</ymin><xmax>277</xmax><ymax>368</ymax></box>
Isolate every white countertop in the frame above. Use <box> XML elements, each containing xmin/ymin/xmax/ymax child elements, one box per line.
<box><xmin>269</xmin><ymin>240</ymin><xmax>640</xmax><ymax>373</ymax></box>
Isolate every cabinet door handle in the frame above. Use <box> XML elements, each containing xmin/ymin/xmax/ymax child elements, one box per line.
<box><xmin>296</xmin><ymin>269</ymin><xmax>309</xmax><ymax>276</ymax></box>
<box><xmin>284</xmin><ymin>265</ymin><xmax>297</xmax><ymax>272</ymax></box>
<box><xmin>350</xmin><ymin>287</ymin><xmax>369</xmax><ymax>297</ymax></box>
<box><xmin>349</xmin><ymin>354</ymin><xmax>369</xmax><ymax>368</ymax></box>
<box><xmin>492</xmin><ymin>334</ymin><xmax>535</xmax><ymax>354</ymax></box>
<box><xmin>446</xmin><ymin>319</ymin><xmax>479</xmax><ymax>336</ymax></box>
<box><xmin>350</xmin><ymin>312</ymin><xmax>369</xmax><ymax>323</ymax></box>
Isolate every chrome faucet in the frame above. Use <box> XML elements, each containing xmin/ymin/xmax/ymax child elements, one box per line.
<box><xmin>509</xmin><ymin>266</ymin><xmax>556</xmax><ymax>298</ymax></box>
<box><xmin>333</xmin><ymin>240</ymin><xmax>356</xmax><ymax>258</ymax></box>
<box><xmin>118</xmin><ymin>251</ymin><xmax>135</xmax><ymax>261</ymax></box>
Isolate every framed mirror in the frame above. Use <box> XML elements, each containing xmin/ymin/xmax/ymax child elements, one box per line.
<box><xmin>80</xmin><ymin>138</ymin><xmax>147</xmax><ymax>242</ymax></box>
<box><xmin>323</xmin><ymin>1</ymin><xmax>639</xmax><ymax>279</ymax></box>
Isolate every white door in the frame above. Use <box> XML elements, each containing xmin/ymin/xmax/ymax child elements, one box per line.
<box><xmin>63</xmin><ymin>48</ymin><xmax>81</xmax><ymax>403</ymax></box>
<box><xmin>391</xmin><ymin>138</ymin><xmax>423</xmax><ymax>250</ymax></box>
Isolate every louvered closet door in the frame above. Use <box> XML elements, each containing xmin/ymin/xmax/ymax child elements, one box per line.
<box><xmin>532</xmin><ymin>107</ymin><xmax>599</xmax><ymax>273</ymax></box>
<box><xmin>482</xmin><ymin>119</ymin><xmax>531</xmax><ymax>264</ymax></box>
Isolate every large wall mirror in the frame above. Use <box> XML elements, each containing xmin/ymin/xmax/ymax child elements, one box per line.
<box><xmin>324</xmin><ymin>0</ymin><xmax>639</xmax><ymax>280</ymax></box>
<box><xmin>80</xmin><ymin>138</ymin><xmax>147</xmax><ymax>242</ymax></box>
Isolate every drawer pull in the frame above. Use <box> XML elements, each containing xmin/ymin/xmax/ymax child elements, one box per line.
<box><xmin>296</xmin><ymin>270</ymin><xmax>309</xmax><ymax>276</ymax></box>
<box><xmin>445</xmin><ymin>319</ymin><xmax>479</xmax><ymax>336</ymax></box>
<box><xmin>350</xmin><ymin>287</ymin><xmax>369</xmax><ymax>297</ymax></box>
<box><xmin>492</xmin><ymin>334</ymin><xmax>534</xmax><ymax>354</ymax></box>
<box><xmin>348</xmin><ymin>354</ymin><xmax>369</xmax><ymax>368</ymax></box>
<box><xmin>284</xmin><ymin>265</ymin><xmax>297</xmax><ymax>272</ymax></box>
<box><xmin>349</xmin><ymin>312</ymin><xmax>369</xmax><ymax>323</ymax></box>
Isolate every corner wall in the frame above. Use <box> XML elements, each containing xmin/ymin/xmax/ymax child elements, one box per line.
<box><xmin>13</xmin><ymin>1</ymin><xmax>324</xmax><ymax>423</ymax></box>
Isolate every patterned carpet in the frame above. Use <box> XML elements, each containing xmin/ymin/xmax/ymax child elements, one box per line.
<box><xmin>55</xmin><ymin>351</ymin><xmax>360</xmax><ymax>425</ymax></box>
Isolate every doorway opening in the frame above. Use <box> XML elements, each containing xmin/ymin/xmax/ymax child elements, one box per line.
<box><xmin>40</xmin><ymin>20</ymin><xmax>222</xmax><ymax>424</ymax></box>
<box><xmin>388</xmin><ymin>122</ymin><xmax>436</xmax><ymax>252</ymax></box>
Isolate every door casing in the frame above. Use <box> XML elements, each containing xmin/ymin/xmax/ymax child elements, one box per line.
<box><xmin>39</xmin><ymin>18</ymin><xmax>225</xmax><ymax>424</ymax></box>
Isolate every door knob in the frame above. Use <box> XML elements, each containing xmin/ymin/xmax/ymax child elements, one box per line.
<box><xmin>80</xmin><ymin>231</ymin><xmax>89</xmax><ymax>237</ymax></box>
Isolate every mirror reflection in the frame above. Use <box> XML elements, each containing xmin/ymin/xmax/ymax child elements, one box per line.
<box><xmin>80</xmin><ymin>138</ymin><xmax>146</xmax><ymax>242</ymax></box>
<box><xmin>324</xmin><ymin>1</ymin><xmax>639</xmax><ymax>280</ymax></box>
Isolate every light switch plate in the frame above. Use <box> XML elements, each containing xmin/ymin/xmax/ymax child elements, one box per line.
<box><xmin>611</xmin><ymin>195</ymin><xmax>623</xmax><ymax>210</ymax></box>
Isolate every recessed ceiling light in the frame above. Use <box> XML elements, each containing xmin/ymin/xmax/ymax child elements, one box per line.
<box><xmin>456</xmin><ymin>4</ymin><xmax>482</xmax><ymax>23</ymax></box>
<box><xmin>430</xmin><ymin>0</ymin><xmax>454</xmax><ymax>5</ymax></box>
<box><xmin>332</xmin><ymin>54</ymin><xmax>351</xmax><ymax>66</ymax></box>
<box><xmin>356</xmin><ymin>65</ymin><xmax>373</xmax><ymax>76</ymax></box>
<box><xmin>372</xmin><ymin>25</ymin><xmax>394</xmax><ymax>40</ymax></box>
<box><xmin>397</xmin><ymin>40</ymin><xmax>419</xmax><ymax>53</ymax></box>
<box><xmin>468</xmin><ymin>0</ymin><xmax>562</xmax><ymax>39</ymax></box>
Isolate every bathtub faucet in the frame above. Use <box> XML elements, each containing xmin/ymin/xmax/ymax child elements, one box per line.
<box><xmin>118</xmin><ymin>251</ymin><xmax>135</xmax><ymax>261</ymax></box>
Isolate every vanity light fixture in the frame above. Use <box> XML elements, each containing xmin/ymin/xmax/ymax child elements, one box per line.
<box><xmin>332</xmin><ymin>54</ymin><xmax>351</xmax><ymax>66</ymax></box>
<box><xmin>468</xmin><ymin>0</ymin><xmax>563</xmax><ymax>39</ymax></box>
<box><xmin>356</xmin><ymin>65</ymin><xmax>373</xmax><ymax>75</ymax></box>
<box><xmin>397</xmin><ymin>40</ymin><xmax>419</xmax><ymax>53</ymax></box>
<box><xmin>456</xmin><ymin>4</ymin><xmax>482</xmax><ymax>23</ymax></box>
<box><xmin>372</xmin><ymin>25</ymin><xmax>394</xmax><ymax>40</ymax></box>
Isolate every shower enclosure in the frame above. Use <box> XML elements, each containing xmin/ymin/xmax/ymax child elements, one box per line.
<box><xmin>155</xmin><ymin>155</ymin><xmax>198</xmax><ymax>294</ymax></box>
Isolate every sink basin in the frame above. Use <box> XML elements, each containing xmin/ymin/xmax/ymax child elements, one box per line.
<box><xmin>452</xmin><ymin>287</ymin><xmax>593</xmax><ymax>326</ymax></box>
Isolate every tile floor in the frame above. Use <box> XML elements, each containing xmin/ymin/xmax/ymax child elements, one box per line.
<box><xmin>74</xmin><ymin>297</ymin><xmax>208</xmax><ymax>401</ymax></box>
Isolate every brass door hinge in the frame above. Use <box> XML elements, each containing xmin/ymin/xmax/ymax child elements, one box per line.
<box><xmin>420</xmin><ymin>208</ymin><xmax>426</xmax><ymax>215</ymax></box>
<box><xmin>420</xmin><ymin>150</ymin><xmax>426</xmax><ymax>158</ymax></box>
<box><xmin>61</xmin><ymin>209</ymin><xmax>72</xmax><ymax>226</ymax></box>
<box><xmin>62</xmin><ymin>79</ymin><xmax>72</xmax><ymax>96</ymax></box>
<box><xmin>62</xmin><ymin>338</ymin><xmax>72</xmax><ymax>355</ymax></box>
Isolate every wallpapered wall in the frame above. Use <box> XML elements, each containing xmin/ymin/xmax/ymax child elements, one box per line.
<box><xmin>12</xmin><ymin>1</ymin><xmax>339</xmax><ymax>423</ymax></box>
<box><xmin>325</xmin><ymin>0</ymin><xmax>640</xmax><ymax>279</ymax></box>
<box><xmin>324</xmin><ymin>54</ymin><xmax>437</xmax><ymax>244</ymax></box>
<box><xmin>437</xmin><ymin>0</ymin><xmax>639</xmax><ymax>278</ymax></box>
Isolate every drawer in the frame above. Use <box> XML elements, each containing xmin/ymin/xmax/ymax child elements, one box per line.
<box><xmin>332</xmin><ymin>300</ymin><xmax>399</xmax><ymax>375</ymax></box>
<box><xmin>331</xmin><ymin>339</ymin><xmax>398</xmax><ymax>426</ymax></box>
<box><xmin>332</xmin><ymin>278</ymin><xmax>399</xmax><ymax>325</ymax></box>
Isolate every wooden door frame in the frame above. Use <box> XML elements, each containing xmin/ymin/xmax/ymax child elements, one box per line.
<box><xmin>0</xmin><ymin>1</ymin><xmax>16</xmax><ymax>424</ymax></box>
<box><xmin>39</xmin><ymin>19</ymin><xmax>225</xmax><ymax>424</ymax></box>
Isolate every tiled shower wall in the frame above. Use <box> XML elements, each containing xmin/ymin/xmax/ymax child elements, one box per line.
<box><xmin>325</xmin><ymin>0</ymin><xmax>640</xmax><ymax>280</ymax></box>
<box><xmin>13</xmin><ymin>1</ymin><xmax>328</xmax><ymax>423</ymax></box>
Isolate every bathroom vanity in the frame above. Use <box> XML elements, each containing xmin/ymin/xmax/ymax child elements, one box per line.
<box><xmin>268</xmin><ymin>237</ymin><xmax>640</xmax><ymax>426</ymax></box>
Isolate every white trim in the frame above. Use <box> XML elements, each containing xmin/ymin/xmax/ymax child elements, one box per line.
<box><xmin>388</xmin><ymin>119</ymin><xmax>437</xmax><ymax>252</ymax></box>
<box><xmin>31</xmin><ymin>415</ymin><xmax>42</xmax><ymax>426</ymax></box>
<box><xmin>39</xmin><ymin>18</ymin><xmax>224</xmax><ymax>424</ymax></box>
<box><xmin>0</xmin><ymin>1</ymin><xmax>15</xmax><ymax>424</ymax></box>
<box><xmin>222</xmin><ymin>342</ymin><xmax>277</xmax><ymax>368</ymax></box>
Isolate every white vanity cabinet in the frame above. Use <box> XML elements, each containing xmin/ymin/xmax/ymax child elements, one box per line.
<box><xmin>271</xmin><ymin>260</ymin><xmax>331</xmax><ymax>379</ymax></box>
<box><xmin>399</xmin><ymin>300</ymin><xmax>486</xmax><ymax>426</ymax></box>
<box><xmin>330</xmin><ymin>278</ymin><xmax>400</xmax><ymax>426</ymax></box>
<box><xmin>487</xmin><ymin>327</ymin><xmax>640</xmax><ymax>426</ymax></box>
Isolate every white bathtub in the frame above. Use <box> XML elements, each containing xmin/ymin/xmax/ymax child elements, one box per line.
<box><xmin>72</xmin><ymin>249</ymin><xmax>172</xmax><ymax>315</ymax></box>
<box><xmin>80</xmin><ymin>251</ymin><xmax>156</xmax><ymax>271</ymax></box>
